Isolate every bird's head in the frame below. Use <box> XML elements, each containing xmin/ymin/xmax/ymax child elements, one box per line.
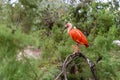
<box><xmin>65</xmin><ymin>22</ymin><xmax>72</xmax><ymax>29</ymax></box>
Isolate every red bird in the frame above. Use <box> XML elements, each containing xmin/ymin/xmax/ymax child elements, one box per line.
<box><xmin>65</xmin><ymin>22</ymin><xmax>89</xmax><ymax>48</ymax></box>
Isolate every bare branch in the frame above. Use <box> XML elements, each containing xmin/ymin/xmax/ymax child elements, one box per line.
<box><xmin>55</xmin><ymin>52</ymin><xmax>102</xmax><ymax>80</ymax></box>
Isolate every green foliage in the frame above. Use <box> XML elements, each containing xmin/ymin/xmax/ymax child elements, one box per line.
<box><xmin>0</xmin><ymin>24</ymin><xmax>61</xmax><ymax>80</ymax></box>
<box><xmin>0</xmin><ymin>24</ymin><xmax>33</xmax><ymax>80</ymax></box>
<box><xmin>0</xmin><ymin>0</ymin><xmax>120</xmax><ymax>80</ymax></box>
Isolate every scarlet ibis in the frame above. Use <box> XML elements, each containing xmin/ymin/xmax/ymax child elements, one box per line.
<box><xmin>65</xmin><ymin>22</ymin><xmax>89</xmax><ymax>48</ymax></box>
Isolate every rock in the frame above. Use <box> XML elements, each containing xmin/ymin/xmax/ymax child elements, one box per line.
<box><xmin>17</xmin><ymin>46</ymin><xmax>41</xmax><ymax>60</ymax></box>
<box><xmin>113</xmin><ymin>40</ymin><xmax>120</xmax><ymax>47</ymax></box>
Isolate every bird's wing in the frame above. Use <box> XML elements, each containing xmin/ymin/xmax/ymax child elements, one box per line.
<box><xmin>69</xmin><ymin>28</ymin><xmax>88</xmax><ymax>45</ymax></box>
<box><xmin>75</xmin><ymin>29</ymin><xmax>88</xmax><ymax>45</ymax></box>
<box><xmin>69</xmin><ymin>29</ymin><xmax>82</xmax><ymax>44</ymax></box>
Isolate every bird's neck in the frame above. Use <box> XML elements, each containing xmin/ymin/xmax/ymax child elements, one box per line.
<box><xmin>67</xmin><ymin>26</ymin><xmax>72</xmax><ymax>33</ymax></box>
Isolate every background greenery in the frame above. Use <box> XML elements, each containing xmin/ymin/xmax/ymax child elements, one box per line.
<box><xmin>0</xmin><ymin>0</ymin><xmax>120</xmax><ymax>80</ymax></box>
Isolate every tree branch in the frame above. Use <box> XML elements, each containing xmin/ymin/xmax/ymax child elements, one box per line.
<box><xmin>55</xmin><ymin>52</ymin><xmax>102</xmax><ymax>80</ymax></box>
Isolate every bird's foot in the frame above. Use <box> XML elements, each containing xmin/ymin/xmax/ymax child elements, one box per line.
<box><xmin>71</xmin><ymin>45</ymin><xmax>80</xmax><ymax>53</ymax></box>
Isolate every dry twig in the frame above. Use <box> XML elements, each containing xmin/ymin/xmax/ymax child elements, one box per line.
<box><xmin>55</xmin><ymin>52</ymin><xmax>102</xmax><ymax>80</ymax></box>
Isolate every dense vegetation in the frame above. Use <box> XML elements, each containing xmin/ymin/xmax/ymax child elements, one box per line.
<box><xmin>0</xmin><ymin>0</ymin><xmax>120</xmax><ymax>80</ymax></box>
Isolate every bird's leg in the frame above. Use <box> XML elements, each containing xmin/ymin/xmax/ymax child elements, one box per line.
<box><xmin>76</xmin><ymin>43</ymin><xmax>79</xmax><ymax>47</ymax></box>
<box><xmin>71</xmin><ymin>45</ymin><xmax>80</xmax><ymax>53</ymax></box>
<box><xmin>76</xmin><ymin>43</ymin><xmax>80</xmax><ymax>52</ymax></box>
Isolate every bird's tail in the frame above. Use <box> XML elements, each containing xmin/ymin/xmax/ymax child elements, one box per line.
<box><xmin>85</xmin><ymin>44</ymin><xmax>89</xmax><ymax>48</ymax></box>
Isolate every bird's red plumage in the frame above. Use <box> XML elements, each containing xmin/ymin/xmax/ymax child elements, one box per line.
<box><xmin>69</xmin><ymin>28</ymin><xmax>88</xmax><ymax>47</ymax></box>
